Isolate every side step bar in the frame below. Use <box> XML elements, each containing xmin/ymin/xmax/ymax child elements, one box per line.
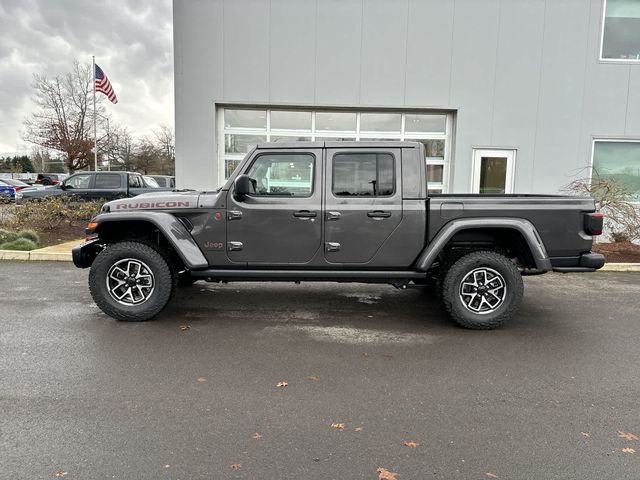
<box><xmin>190</xmin><ymin>269</ymin><xmax>427</xmax><ymax>282</ymax></box>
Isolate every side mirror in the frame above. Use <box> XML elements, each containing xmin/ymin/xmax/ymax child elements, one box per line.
<box><xmin>59</xmin><ymin>183</ymin><xmax>67</xmax><ymax>190</ymax></box>
<box><xmin>234</xmin><ymin>174</ymin><xmax>253</xmax><ymax>198</ymax></box>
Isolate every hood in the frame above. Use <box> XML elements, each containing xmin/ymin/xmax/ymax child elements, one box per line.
<box><xmin>103</xmin><ymin>190</ymin><xmax>204</xmax><ymax>212</ymax></box>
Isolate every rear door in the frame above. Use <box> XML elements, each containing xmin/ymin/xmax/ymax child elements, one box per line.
<box><xmin>324</xmin><ymin>148</ymin><xmax>402</xmax><ymax>265</ymax></box>
<box><xmin>127</xmin><ymin>174</ymin><xmax>147</xmax><ymax>196</ymax></box>
<box><xmin>61</xmin><ymin>173</ymin><xmax>93</xmax><ymax>199</ymax></box>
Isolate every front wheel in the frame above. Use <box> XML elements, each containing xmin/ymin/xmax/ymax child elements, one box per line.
<box><xmin>89</xmin><ymin>241</ymin><xmax>174</xmax><ymax>321</ymax></box>
<box><xmin>441</xmin><ymin>250</ymin><xmax>523</xmax><ymax>330</ymax></box>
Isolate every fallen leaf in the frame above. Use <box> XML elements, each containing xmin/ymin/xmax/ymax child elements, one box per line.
<box><xmin>331</xmin><ymin>422</ymin><xmax>345</xmax><ymax>430</ymax></box>
<box><xmin>354</xmin><ymin>427</ymin><xmax>363</xmax><ymax>432</ymax></box>
<box><xmin>383</xmin><ymin>353</ymin><xmax>393</xmax><ymax>359</ymax></box>
<box><xmin>196</xmin><ymin>377</ymin><xmax>206</xmax><ymax>383</ymax></box>
<box><xmin>230</xmin><ymin>463</ymin><xmax>242</xmax><ymax>469</ymax></box>
<box><xmin>401</xmin><ymin>440</ymin><xmax>419</xmax><ymax>448</ymax></box>
<box><xmin>581</xmin><ymin>432</ymin><xmax>590</xmax><ymax>437</ymax></box>
<box><xmin>252</xmin><ymin>432</ymin><xmax>262</xmax><ymax>439</ymax></box>
<box><xmin>377</xmin><ymin>467</ymin><xmax>398</xmax><ymax>480</ymax></box>
<box><xmin>54</xmin><ymin>473</ymin><xmax>67</xmax><ymax>478</ymax></box>
<box><xmin>618</xmin><ymin>431</ymin><xmax>639</xmax><ymax>441</ymax></box>
<box><xmin>306</xmin><ymin>375</ymin><xmax>320</xmax><ymax>381</ymax></box>
<box><xmin>622</xmin><ymin>447</ymin><xmax>635</xmax><ymax>454</ymax></box>
<box><xmin>362</xmin><ymin>352</ymin><xmax>369</xmax><ymax>357</ymax></box>
<box><xmin>486</xmin><ymin>473</ymin><xmax>499</xmax><ymax>479</ymax></box>
<box><xmin>164</xmin><ymin>465</ymin><xmax>170</xmax><ymax>468</ymax></box>
<box><xmin>179</xmin><ymin>325</ymin><xmax>190</xmax><ymax>331</ymax></box>
<box><xmin>276</xmin><ymin>381</ymin><xmax>288</xmax><ymax>388</ymax></box>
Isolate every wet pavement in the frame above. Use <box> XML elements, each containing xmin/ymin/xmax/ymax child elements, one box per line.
<box><xmin>1</xmin><ymin>261</ymin><xmax>639</xmax><ymax>479</ymax></box>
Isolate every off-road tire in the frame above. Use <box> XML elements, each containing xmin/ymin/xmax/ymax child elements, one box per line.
<box><xmin>89</xmin><ymin>241</ymin><xmax>174</xmax><ymax>321</ymax></box>
<box><xmin>442</xmin><ymin>250</ymin><xmax>523</xmax><ymax>330</ymax></box>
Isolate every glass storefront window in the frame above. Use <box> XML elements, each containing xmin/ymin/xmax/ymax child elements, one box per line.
<box><xmin>271</xmin><ymin>111</ymin><xmax>312</xmax><ymax>131</ymax></box>
<box><xmin>224</xmin><ymin>109</ymin><xmax>267</xmax><ymax>129</ymax></box>
<box><xmin>405</xmin><ymin>114</ymin><xmax>446</xmax><ymax>134</ymax></box>
<box><xmin>315</xmin><ymin>112</ymin><xmax>357</xmax><ymax>132</ymax></box>
<box><xmin>360</xmin><ymin>113</ymin><xmax>401</xmax><ymax>133</ymax></box>
<box><xmin>592</xmin><ymin>141</ymin><xmax>640</xmax><ymax>200</ymax></box>
<box><xmin>601</xmin><ymin>0</ymin><xmax>640</xmax><ymax>60</ymax></box>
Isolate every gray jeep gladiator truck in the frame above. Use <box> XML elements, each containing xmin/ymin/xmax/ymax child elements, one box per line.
<box><xmin>73</xmin><ymin>141</ymin><xmax>605</xmax><ymax>329</ymax></box>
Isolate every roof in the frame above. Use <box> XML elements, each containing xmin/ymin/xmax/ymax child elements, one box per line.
<box><xmin>256</xmin><ymin>140</ymin><xmax>421</xmax><ymax>149</ymax></box>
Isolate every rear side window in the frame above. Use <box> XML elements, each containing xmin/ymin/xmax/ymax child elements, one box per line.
<box><xmin>332</xmin><ymin>152</ymin><xmax>395</xmax><ymax>196</ymax></box>
<box><xmin>128</xmin><ymin>175</ymin><xmax>143</xmax><ymax>188</ymax></box>
<box><xmin>94</xmin><ymin>173</ymin><xmax>121</xmax><ymax>189</ymax></box>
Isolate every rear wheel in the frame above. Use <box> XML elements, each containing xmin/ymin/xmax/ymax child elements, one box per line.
<box><xmin>89</xmin><ymin>241</ymin><xmax>174</xmax><ymax>321</ymax></box>
<box><xmin>441</xmin><ymin>250</ymin><xmax>523</xmax><ymax>330</ymax></box>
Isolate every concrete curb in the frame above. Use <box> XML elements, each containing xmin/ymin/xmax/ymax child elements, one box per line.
<box><xmin>599</xmin><ymin>263</ymin><xmax>640</xmax><ymax>272</ymax></box>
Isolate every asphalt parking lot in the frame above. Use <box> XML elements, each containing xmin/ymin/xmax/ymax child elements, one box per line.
<box><xmin>1</xmin><ymin>262</ymin><xmax>639</xmax><ymax>479</ymax></box>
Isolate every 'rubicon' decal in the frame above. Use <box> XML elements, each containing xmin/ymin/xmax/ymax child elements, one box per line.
<box><xmin>116</xmin><ymin>201</ymin><xmax>191</xmax><ymax>209</ymax></box>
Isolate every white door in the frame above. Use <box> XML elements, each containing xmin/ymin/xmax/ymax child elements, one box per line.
<box><xmin>471</xmin><ymin>149</ymin><xmax>516</xmax><ymax>194</ymax></box>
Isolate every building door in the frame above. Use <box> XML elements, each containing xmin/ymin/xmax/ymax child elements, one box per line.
<box><xmin>471</xmin><ymin>149</ymin><xmax>516</xmax><ymax>194</ymax></box>
<box><xmin>324</xmin><ymin>148</ymin><xmax>403</xmax><ymax>265</ymax></box>
<box><xmin>225</xmin><ymin>150</ymin><xmax>322</xmax><ymax>265</ymax></box>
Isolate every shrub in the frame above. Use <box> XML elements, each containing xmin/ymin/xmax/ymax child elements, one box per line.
<box><xmin>0</xmin><ymin>238</ymin><xmax>38</xmax><ymax>251</ymax></box>
<box><xmin>17</xmin><ymin>229</ymin><xmax>40</xmax><ymax>243</ymax></box>
<box><xmin>0</xmin><ymin>229</ymin><xmax>18</xmax><ymax>243</ymax></box>
<box><xmin>0</xmin><ymin>196</ymin><xmax>103</xmax><ymax>231</ymax></box>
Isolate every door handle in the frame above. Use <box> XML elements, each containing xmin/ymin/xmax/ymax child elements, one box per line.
<box><xmin>367</xmin><ymin>210</ymin><xmax>391</xmax><ymax>218</ymax></box>
<box><xmin>326</xmin><ymin>242</ymin><xmax>341</xmax><ymax>252</ymax></box>
<box><xmin>326</xmin><ymin>211</ymin><xmax>341</xmax><ymax>221</ymax></box>
<box><xmin>293</xmin><ymin>210</ymin><xmax>317</xmax><ymax>218</ymax></box>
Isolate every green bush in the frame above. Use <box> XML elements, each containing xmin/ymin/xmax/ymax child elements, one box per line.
<box><xmin>17</xmin><ymin>229</ymin><xmax>40</xmax><ymax>243</ymax></box>
<box><xmin>0</xmin><ymin>229</ymin><xmax>18</xmax><ymax>243</ymax></box>
<box><xmin>0</xmin><ymin>238</ymin><xmax>38</xmax><ymax>251</ymax></box>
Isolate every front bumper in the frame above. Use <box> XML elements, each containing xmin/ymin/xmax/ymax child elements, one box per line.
<box><xmin>72</xmin><ymin>240</ymin><xmax>102</xmax><ymax>268</ymax></box>
<box><xmin>552</xmin><ymin>252</ymin><xmax>606</xmax><ymax>273</ymax></box>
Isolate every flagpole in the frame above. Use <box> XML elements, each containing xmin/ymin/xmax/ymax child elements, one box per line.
<box><xmin>92</xmin><ymin>55</ymin><xmax>98</xmax><ymax>171</ymax></box>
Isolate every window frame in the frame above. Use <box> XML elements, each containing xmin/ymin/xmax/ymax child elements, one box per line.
<box><xmin>590</xmin><ymin>137</ymin><xmax>640</xmax><ymax>203</ymax></box>
<box><xmin>599</xmin><ymin>0</ymin><xmax>640</xmax><ymax>63</ymax></box>
<box><xmin>242</xmin><ymin>151</ymin><xmax>317</xmax><ymax>198</ymax></box>
<box><xmin>331</xmin><ymin>151</ymin><xmax>397</xmax><ymax>198</ymax></box>
<box><xmin>217</xmin><ymin>106</ymin><xmax>453</xmax><ymax>194</ymax></box>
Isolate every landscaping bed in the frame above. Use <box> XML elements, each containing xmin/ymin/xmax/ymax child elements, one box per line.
<box><xmin>593</xmin><ymin>242</ymin><xmax>640</xmax><ymax>263</ymax></box>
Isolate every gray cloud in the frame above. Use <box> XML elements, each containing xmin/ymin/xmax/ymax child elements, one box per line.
<box><xmin>0</xmin><ymin>0</ymin><xmax>173</xmax><ymax>155</ymax></box>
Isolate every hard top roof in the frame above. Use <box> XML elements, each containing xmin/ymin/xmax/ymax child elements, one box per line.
<box><xmin>256</xmin><ymin>140</ymin><xmax>421</xmax><ymax>149</ymax></box>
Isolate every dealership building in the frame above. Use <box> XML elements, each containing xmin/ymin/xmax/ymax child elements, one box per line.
<box><xmin>173</xmin><ymin>0</ymin><xmax>640</xmax><ymax>198</ymax></box>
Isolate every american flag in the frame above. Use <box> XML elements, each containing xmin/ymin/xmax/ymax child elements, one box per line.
<box><xmin>95</xmin><ymin>64</ymin><xmax>118</xmax><ymax>104</ymax></box>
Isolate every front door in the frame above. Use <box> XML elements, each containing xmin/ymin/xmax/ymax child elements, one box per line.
<box><xmin>324</xmin><ymin>148</ymin><xmax>402</xmax><ymax>265</ymax></box>
<box><xmin>471</xmin><ymin>149</ymin><xmax>516</xmax><ymax>194</ymax></box>
<box><xmin>226</xmin><ymin>149</ymin><xmax>322</xmax><ymax>265</ymax></box>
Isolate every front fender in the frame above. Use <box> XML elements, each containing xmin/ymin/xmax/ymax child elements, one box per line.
<box><xmin>91</xmin><ymin>211</ymin><xmax>208</xmax><ymax>270</ymax></box>
<box><xmin>414</xmin><ymin>217</ymin><xmax>552</xmax><ymax>272</ymax></box>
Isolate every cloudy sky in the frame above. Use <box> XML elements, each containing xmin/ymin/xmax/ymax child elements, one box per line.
<box><xmin>0</xmin><ymin>0</ymin><xmax>173</xmax><ymax>155</ymax></box>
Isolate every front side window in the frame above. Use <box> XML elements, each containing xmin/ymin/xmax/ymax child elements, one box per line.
<box><xmin>64</xmin><ymin>174</ymin><xmax>92</xmax><ymax>189</ymax></box>
<box><xmin>245</xmin><ymin>154</ymin><xmax>314</xmax><ymax>197</ymax></box>
<box><xmin>95</xmin><ymin>173</ymin><xmax>122</xmax><ymax>189</ymax></box>
<box><xmin>601</xmin><ymin>0</ymin><xmax>640</xmax><ymax>60</ymax></box>
<box><xmin>332</xmin><ymin>153</ymin><xmax>395</xmax><ymax>197</ymax></box>
<box><xmin>592</xmin><ymin>141</ymin><xmax>640</xmax><ymax>200</ymax></box>
<box><xmin>128</xmin><ymin>175</ymin><xmax>143</xmax><ymax>188</ymax></box>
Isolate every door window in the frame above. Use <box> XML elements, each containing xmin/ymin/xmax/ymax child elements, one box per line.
<box><xmin>332</xmin><ymin>153</ymin><xmax>395</xmax><ymax>197</ymax></box>
<box><xmin>64</xmin><ymin>174</ymin><xmax>92</xmax><ymax>189</ymax></box>
<box><xmin>245</xmin><ymin>153</ymin><xmax>314</xmax><ymax>197</ymax></box>
<box><xmin>94</xmin><ymin>173</ymin><xmax>121</xmax><ymax>189</ymax></box>
<box><xmin>128</xmin><ymin>175</ymin><xmax>143</xmax><ymax>188</ymax></box>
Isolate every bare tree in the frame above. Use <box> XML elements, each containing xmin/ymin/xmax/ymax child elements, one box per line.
<box><xmin>132</xmin><ymin>137</ymin><xmax>160</xmax><ymax>174</ymax></box>
<box><xmin>563</xmin><ymin>170</ymin><xmax>640</xmax><ymax>242</ymax></box>
<box><xmin>152</xmin><ymin>125</ymin><xmax>175</xmax><ymax>175</ymax></box>
<box><xmin>23</xmin><ymin>60</ymin><xmax>107</xmax><ymax>172</ymax></box>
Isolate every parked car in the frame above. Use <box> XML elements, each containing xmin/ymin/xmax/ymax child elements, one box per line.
<box><xmin>0</xmin><ymin>181</ymin><xmax>15</xmax><ymax>201</ymax></box>
<box><xmin>15</xmin><ymin>171</ymin><xmax>171</xmax><ymax>205</ymax></box>
<box><xmin>73</xmin><ymin>141</ymin><xmax>605</xmax><ymax>329</ymax></box>
<box><xmin>144</xmin><ymin>175</ymin><xmax>175</xmax><ymax>188</ymax></box>
<box><xmin>0</xmin><ymin>178</ymin><xmax>31</xmax><ymax>192</ymax></box>
<box><xmin>34</xmin><ymin>173</ymin><xmax>60</xmax><ymax>185</ymax></box>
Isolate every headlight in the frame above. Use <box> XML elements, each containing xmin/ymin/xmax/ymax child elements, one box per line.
<box><xmin>15</xmin><ymin>191</ymin><xmax>22</xmax><ymax>199</ymax></box>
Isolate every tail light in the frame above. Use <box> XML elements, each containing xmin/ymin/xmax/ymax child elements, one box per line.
<box><xmin>584</xmin><ymin>212</ymin><xmax>604</xmax><ymax>236</ymax></box>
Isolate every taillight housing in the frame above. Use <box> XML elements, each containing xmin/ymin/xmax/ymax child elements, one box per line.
<box><xmin>584</xmin><ymin>212</ymin><xmax>604</xmax><ymax>236</ymax></box>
